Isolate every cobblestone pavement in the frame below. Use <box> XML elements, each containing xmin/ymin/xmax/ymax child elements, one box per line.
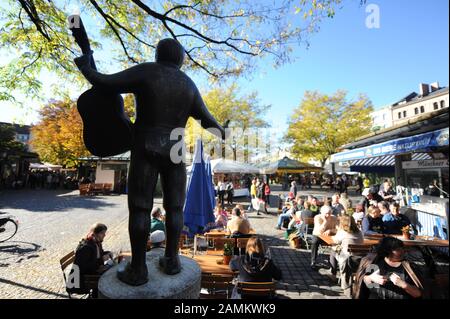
<box><xmin>0</xmin><ymin>186</ymin><xmax>359</xmax><ymax>299</ymax></box>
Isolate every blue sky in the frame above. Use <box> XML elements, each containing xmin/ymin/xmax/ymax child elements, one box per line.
<box><xmin>232</xmin><ymin>0</ymin><xmax>450</xmax><ymax>129</ymax></box>
<box><xmin>1</xmin><ymin>0</ymin><xmax>449</xmax><ymax>128</ymax></box>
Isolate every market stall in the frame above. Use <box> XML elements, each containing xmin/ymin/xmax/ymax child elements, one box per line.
<box><xmin>187</xmin><ymin>158</ymin><xmax>259</xmax><ymax>197</ymax></box>
<box><xmin>259</xmin><ymin>156</ymin><xmax>323</xmax><ymax>190</ymax></box>
<box><xmin>330</xmin><ymin>109</ymin><xmax>449</xmax><ymax>239</ymax></box>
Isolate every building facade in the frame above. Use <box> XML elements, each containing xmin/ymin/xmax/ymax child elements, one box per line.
<box><xmin>371</xmin><ymin>82</ymin><xmax>449</xmax><ymax>129</ymax></box>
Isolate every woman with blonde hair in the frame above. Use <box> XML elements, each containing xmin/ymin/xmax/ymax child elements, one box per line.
<box><xmin>230</xmin><ymin>237</ymin><xmax>282</xmax><ymax>283</ymax></box>
<box><xmin>329</xmin><ymin>214</ymin><xmax>364</xmax><ymax>296</ymax></box>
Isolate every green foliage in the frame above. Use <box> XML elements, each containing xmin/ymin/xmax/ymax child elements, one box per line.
<box><xmin>185</xmin><ymin>84</ymin><xmax>270</xmax><ymax>160</ymax></box>
<box><xmin>0</xmin><ymin>124</ymin><xmax>27</xmax><ymax>153</ymax></box>
<box><xmin>0</xmin><ymin>0</ymin><xmax>347</xmax><ymax>102</ymax></box>
<box><xmin>285</xmin><ymin>90</ymin><xmax>373</xmax><ymax>166</ymax></box>
<box><xmin>223</xmin><ymin>241</ymin><xmax>234</xmax><ymax>256</ymax></box>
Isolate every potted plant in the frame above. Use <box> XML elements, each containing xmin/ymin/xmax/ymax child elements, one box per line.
<box><xmin>401</xmin><ymin>225</ymin><xmax>411</xmax><ymax>240</ymax></box>
<box><xmin>222</xmin><ymin>242</ymin><xmax>234</xmax><ymax>265</ymax></box>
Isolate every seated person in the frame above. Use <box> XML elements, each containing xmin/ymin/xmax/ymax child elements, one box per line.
<box><xmin>287</xmin><ymin>199</ymin><xmax>304</xmax><ymax>231</ymax></box>
<box><xmin>150</xmin><ymin>207</ymin><xmax>165</xmax><ymax>233</ymax></box>
<box><xmin>354</xmin><ymin>237</ymin><xmax>424</xmax><ymax>299</ymax></box>
<box><xmin>362</xmin><ymin>206</ymin><xmax>385</xmax><ymax>235</ymax></box>
<box><xmin>352</xmin><ymin>204</ymin><xmax>366</xmax><ymax>224</ymax></box>
<box><xmin>377</xmin><ymin>201</ymin><xmax>391</xmax><ymax>216</ymax></box>
<box><xmin>230</xmin><ymin>237</ymin><xmax>281</xmax><ymax>298</ymax></box>
<box><xmin>329</xmin><ymin>215</ymin><xmax>364</xmax><ymax>296</ymax></box>
<box><xmin>148</xmin><ymin>230</ymin><xmax>165</xmax><ymax>250</ymax></box>
<box><xmin>275</xmin><ymin>200</ymin><xmax>295</xmax><ymax>230</ymax></box>
<box><xmin>361</xmin><ymin>189</ymin><xmax>384</xmax><ymax>210</ymax></box>
<box><xmin>378</xmin><ymin>181</ymin><xmax>396</xmax><ymax>203</ymax></box>
<box><xmin>69</xmin><ymin>223</ymin><xmax>113</xmax><ymax>296</ymax></box>
<box><xmin>339</xmin><ymin>193</ymin><xmax>352</xmax><ymax>214</ymax></box>
<box><xmin>295</xmin><ymin>201</ymin><xmax>316</xmax><ymax>234</ymax></box>
<box><xmin>235</xmin><ymin>204</ymin><xmax>248</xmax><ymax>220</ymax></box>
<box><xmin>275</xmin><ymin>200</ymin><xmax>297</xmax><ymax>230</ymax></box>
<box><xmin>227</xmin><ymin>207</ymin><xmax>251</xmax><ymax>236</ymax></box>
<box><xmin>309</xmin><ymin>197</ymin><xmax>320</xmax><ymax>215</ymax></box>
<box><xmin>204</xmin><ymin>204</ymin><xmax>229</xmax><ymax>233</ymax></box>
<box><xmin>311</xmin><ymin>206</ymin><xmax>338</xmax><ymax>270</ymax></box>
<box><xmin>382</xmin><ymin>202</ymin><xmax>411</xmax><ymax>235</ymax></box>
<box><xmin>331</xmin><ymin>193</ymin><xmax>345</xmax><ymax>216</ymax></box>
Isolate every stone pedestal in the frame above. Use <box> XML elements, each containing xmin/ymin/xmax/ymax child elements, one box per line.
<box><xmin>98</xmin><ymin>249</ymin><xmax>201</xmax><ymax>299</ymax></box>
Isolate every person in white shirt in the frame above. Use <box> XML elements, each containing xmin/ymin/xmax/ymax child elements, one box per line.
<box><xmin>218</xmin><ymin>180</ymin><xmax>227</xmax><ymax>207</ymax></box>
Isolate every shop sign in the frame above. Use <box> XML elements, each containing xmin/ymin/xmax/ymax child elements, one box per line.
<box><xmin>402</xmin><ymin>159</ymin><xmax>449</xmax><ymax>169</ymax></box>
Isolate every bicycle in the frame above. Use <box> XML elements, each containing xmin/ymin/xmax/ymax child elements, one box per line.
<box><xmin>0</xmin><ymin>212</ymin><xmax>19</xmax><ymax>243</ymax></box>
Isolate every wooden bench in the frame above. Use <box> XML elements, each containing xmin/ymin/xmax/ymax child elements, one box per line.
<box><xmin>79</xmin><ymin>183</ymin><xmax>114</xmax><ymax>196</ymax></box>
<box><xmin>237</xmin><ymin>281</ymin><xmax>276</xmax><ymax>299</ymax></box>
<box><xmin>200</xmin><ymin>273</ymin><xmax>234</xmax><ymax>299</ymax></box>
<box><xmin>347</xmin><ymin>244</ymin><xmax>373</xmax><ymax>257</ymax></box>
<box><xmin>90</xmin><ymin>183</ymin><xmax>105</xmax><ymax>195</ymax></box>
<box><xmin>79</xmin><ymin>184</ymin><xmax>90</xmax><ymax>196</ymax></box>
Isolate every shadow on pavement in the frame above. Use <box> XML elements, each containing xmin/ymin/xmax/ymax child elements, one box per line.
<box><xmin>0</xmin><ymin>190</ymin><xmax>118</xmax><ymax>213</ymax></box>
<box><xmin>0</xmin><ymin>277</ymin><xmax>68</xmax><ymax>298</ymax></box>
<box><xmin>0</xmin><ymin>241</ymin><xmax>44</xmax><ymax>267</ymax></box>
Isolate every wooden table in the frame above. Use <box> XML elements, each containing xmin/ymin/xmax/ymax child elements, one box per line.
<box><xmin>192</xmin><ymin>254</ymin><xmax>237</xmax><ymax>275</ymax></box>
<box><xmin>319</xmin><ymin>234</ymin><xmax>449</xmax><ymax>248</ymax></box>
<box><xmin>204</xmin><ymin>230</ymin><xmax>231</xmax><ymax>237</ymax></box>
<box><xmin>204</xmin><ymin>229</ymin><xmax>256</xmax><ymax>237</ymax></box>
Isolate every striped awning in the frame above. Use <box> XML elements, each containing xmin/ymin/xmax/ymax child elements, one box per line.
<box><xmin>349</xmin><ymin>153</ymin><xmax>432</xmax><ymax>167</ymax></box>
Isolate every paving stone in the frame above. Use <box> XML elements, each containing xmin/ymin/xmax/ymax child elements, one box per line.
<box><xmin>0</xmin><ymin>186</ymin><xmax>356</xmax><ymax>299</ymax></box>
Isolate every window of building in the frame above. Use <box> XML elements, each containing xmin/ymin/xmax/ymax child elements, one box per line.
<box><xmin>398</xmin><ymin>112</ymin><xmax>402</xmax><ymax>119</ymax></box>
<box><xmin>420</xmin><ymin>105</ymin><xmax>425</xmax><ymax>113</ymax></box>
<box><xmin>434</xmin><ymin>102</ymin><xmax>439</xmax><ymax>110</ymax></box>
<box><xmin>414</xmin><ymin>107</ymin><xmax>419</xmax><ymax>114</ymax></box>
<box><xmin>441</xmin><ymin>100</ymin><xmax>446</xmax><ymax>108</ymax></box>
<box><xmin>403</xmin><ymin>110</ymin><xmax>407</xmax><ymax>117</ymax></box>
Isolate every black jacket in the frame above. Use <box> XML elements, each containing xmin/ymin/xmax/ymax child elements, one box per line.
<box><xmin>74</xmin><ymin>239</ymin><xmax>104</xmax><ymax>276</ymax></box>
<box><xmin>66</xmin><ymin>239</ymin><xmax>104</xmax><ymax>294</ymax></box>
<box><xmin>230</xmin><ymin>253</ymin><xmax>282</xmax><ymax>283</ymax></box>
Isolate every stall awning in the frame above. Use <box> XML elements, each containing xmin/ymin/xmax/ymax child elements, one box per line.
<box><xmin>349</xmin><ymin>153</ymin><xmax>432</xmax><ymax>167</ymax></box>
<box><xmin>331</xmin><ymin>128</ymin><xmax>449</xmax><ymax>163</ymax></box>
<box><xmin>79</xmin><ymin>151</ymin><xmax>130</xmax><ymax>161</ymax></box>
<box><xmin>187</xmin><ymin>158</ymin><xmax>260</xmax><ymax>174</ymax></box>
<box><xmin>259</xmin><ymin>156</ymin><xmax>322</xmax><ymax>174</ymax></box>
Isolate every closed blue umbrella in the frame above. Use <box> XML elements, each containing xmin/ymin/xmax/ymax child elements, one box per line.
<box><xmin>183</xmin><ymin>140</ymin><xmax>215</xmax><ymax>237</ymax></box>
<box><xmin>205</xmin><ymin>155</ymin><xmax>216</xmax><ymax>209</ymax></box>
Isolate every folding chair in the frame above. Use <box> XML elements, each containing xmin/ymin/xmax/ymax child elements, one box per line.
<box><xmin>301</xmin><ymin>218</ymin><xmax>315</xmax><ymax>250</ymax></box>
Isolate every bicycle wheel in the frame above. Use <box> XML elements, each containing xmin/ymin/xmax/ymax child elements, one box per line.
<box><xmin>0</xmin><ymin>219</ymin><xmax>18</xmax><ymax>242</ymax></box>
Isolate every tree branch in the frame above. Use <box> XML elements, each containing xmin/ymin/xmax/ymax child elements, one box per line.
<box><xmin>88</xmin><ymin>0</ymin><xmax>155</xmax><ymax>49</ymax></box>
<box><xmin>17</xmin><ymin>0</ymin><xmax>51</xmax><ymax>41</ymax></box>
<box><xmin>131</xmin><ymin>0</ymin><xmax>257</xmax><ymax>56</ymax></box>
<box><xmin>88</xmin><ymin>0</ymin><xmax>138</xmax><ymax>63</ymax></box>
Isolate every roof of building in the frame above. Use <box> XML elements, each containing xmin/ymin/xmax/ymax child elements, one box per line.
<box><xmin>0</xmin><ymin>122</ymin><xmax>31</xmax><ymax>135</ymax></box>
<box><xmin>341</xmin><ymin>108</ymin><xmax>449</xmax><ymax>150</ymax></box>
<box><xmin>391</xmin><ymin>87</ymin><xmax>449</xmax><ymax>109</ymax></box>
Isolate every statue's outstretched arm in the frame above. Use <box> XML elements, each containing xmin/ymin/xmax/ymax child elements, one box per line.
<box><xmin>74</xmin><ymin>53</ymin><xmax>147</xmax><ymax>93</ymax></box>
<box><xmin>191</xmin><ymin>86</ymin><xmax>226</xmax><ymax>140</ymax></box>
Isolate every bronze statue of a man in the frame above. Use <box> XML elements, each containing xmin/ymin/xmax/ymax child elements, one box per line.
<box><xmin>75</xmin><ymin>39</ymin><xmax>225</xmax><ymax>286</ymax></box>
